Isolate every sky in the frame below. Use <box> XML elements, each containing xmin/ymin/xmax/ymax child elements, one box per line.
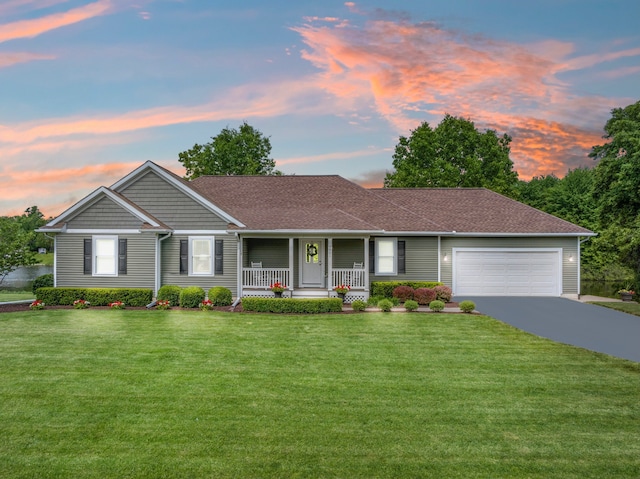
<box><xmin>1</xmin><ymin>0</ymin><xmax>639</xmax><ymax>218</ymax></box>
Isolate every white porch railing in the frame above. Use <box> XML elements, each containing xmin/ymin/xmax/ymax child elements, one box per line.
<box><xmin>242</xmin><ymin>268</ymin><xmax>290</xmax><ymax>289</ymax></box>
<box><xmin>331</xmin><ymin>268</ymin><xmax>366</xmax><ymax>289</ymax></box>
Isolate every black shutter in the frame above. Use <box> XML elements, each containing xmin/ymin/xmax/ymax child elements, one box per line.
<box><xmin>180</xmin><ymin>240</ymin><xmax>188</xmax><ymax>274</ymax></box>
<box><xmin>215</xmin><ymin>239</ymin><xmax>223</xmax><ymax>274</ymax></box>
<box><xmin>369</xmin><ymin>240</ymin><xmax>375</xmax><ymax>272</ymax></box>
<box><xmin>118</xmin><ymin>239</ymin><xmax>127</xmax><ymax>275</ymax></box>
<box><xmin>83</xmin><ymin>239</ymin><xmax>92</xmax><ymax>274</ymax></box>
<box><xmin>397</xmin><ymin>240</ymin><xmax>406</xmax><ymax>274</ymax></box>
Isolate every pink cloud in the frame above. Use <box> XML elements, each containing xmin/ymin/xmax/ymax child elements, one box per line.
<box><xmin>291</xmin><ymin>9</ymin><xmax>627</xmax><ymax>179</ymax></box>
<box><xmin>0</xmin><ymin>0</ymin><xmax>113</xmax><ymax>44</ymax></box>
<box><xmin>0</xmin><ymin>51</ymin><xmax>55</xmax><ymax>68</ymax></box>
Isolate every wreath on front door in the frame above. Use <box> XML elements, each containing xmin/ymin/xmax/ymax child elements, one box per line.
<box><xmin>306</xmin><ymin>244</ymin><xmax>318</xmax><ymax>258</ymax></box>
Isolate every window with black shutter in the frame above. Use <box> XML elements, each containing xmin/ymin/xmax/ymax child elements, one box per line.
<box><xmin>118</xmin><ymin>239</ymin><xmax>127</xmax><ymax>275</ymax></box>
<box><xmin>398</xmin><ymin>240</ymin><xmax>406</xmax><ymax>274</ymax></box>
<box><xmin>180</xmin><ymin>239</ymin><xmax>188</xmax><ymax>274</ymax></box>
<box><xmin>84</xmin><ymin>239</ymin><xmax>92</xmax><ymax>274</ymax></box>
<box><xmin>215</xmin><ymin>239</ymin><xmax>223</xmax><ymax>274</ymax></box>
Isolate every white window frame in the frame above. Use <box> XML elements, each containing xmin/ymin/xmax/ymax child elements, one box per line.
<box><xmin>93</xmin><ymin>235</ymin><xmax>118</xmax><ymax>277</ymax></box>
<box><xmin>375</xmin><ymin>237</ymin><xmax>397</xmax><ymax>275</ymax></box>
<box><xmin>189</xmin><ymin>236</ymin><xmax>214</xmax><ymax>276</ymax></box>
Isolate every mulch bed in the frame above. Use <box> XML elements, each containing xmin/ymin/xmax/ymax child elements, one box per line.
<box><xmin>0</xmin><ymin>301</ymin><xmax>460</xmax><ymax>314</ymax></box>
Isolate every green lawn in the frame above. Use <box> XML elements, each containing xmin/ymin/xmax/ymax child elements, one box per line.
<box><xmin>0</xmin><ymin>291</ymin><xmax>35</xmax><ymax>302</ymax></box>
<box><xmin>0</xmin><ymin>310</ymin><xmax>638</xmax><ymax>478</ymax></box>
<box><xmin>590</xmin><ymin>300</ymin><xmax>640</xmax><ymax>317</ymax></box>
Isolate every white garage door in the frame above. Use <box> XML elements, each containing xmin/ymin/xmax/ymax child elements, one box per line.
<box><xmin>453</xmin><ymin>249</ymin><xmax>561</xmax><ymax>296</ymax></box>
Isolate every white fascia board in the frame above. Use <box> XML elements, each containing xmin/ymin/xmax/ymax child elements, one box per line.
<box><xmin>110</xmin><ymin>161</ymin><xmax>245</xmax><ymax>228</ymax></box>
<box><xmin>173</xmin><ymin>230</ymin><xmax>231</xmax><ymax>235</ymax></box>
<box><xmin>62</xmin><ymin>229</ymin><xmax>142</xmax><ymax>234</ymax></box>
<box><xmin>437</xmin><ymin>232</ymin><xmax>597</xmax><ymax>237</ymax></box>
<box><xmin>236</xmin><ymin>229</ymin><xmax>384</xmax><ymax>236</ymax></box>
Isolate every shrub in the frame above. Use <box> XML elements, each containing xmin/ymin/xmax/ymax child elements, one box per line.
<box><xmin>414</xmin><ymin>287</ymin><xmax>437</xmax><ymax>305</ymax></box>
<box><xmin>241</xmin><ymin>298</ymin><xmax>343</xmax><ymax>314</ymax></box>
<box><xmin>392</xmin><ymin>285</ymin><xmax>415</xmax><ymax>302</ymax></box>
<box><xmin>208</xmin><ymin>286</ymin><xmax>232</xmax><ymax>306</ymax></box>
<box><xmin>434</xmin><ymin>285</ymin><xmax>452</xmax><ymax>302</ymax></box>
<box><xmin>377</xmin><ymin>299</ymin><xmax>394</xmax><ymax>312</ymax></box>
<box><xmin>35</xmin><ymin>287</ymin><xmax>151</xmax><ymax>306</ymax></box>
<box><xmin>109</xmin><ymin>301</ymin><xmax>125</xmax><ymax>310</ymax></box>
<box><xmin>158</xmin><ymin>285</ymin><xmax>181</xmax><ymax>306</ymax></box>
<box><xmin>404</xmin><ymin>300</ymin><xmax>419</xmax><ymax>312</ymax></box>
<box><xmin>32</xmin><ymin>274</ymin><xmax>53</xmax><ymax>294</ymax></box>
<box><xmin>459</xmin><ymin>300</ymin><xmax>476</xmax><ymax>313</ymax></box>
<box><xmin>73</xmin><ymin>299</ymin><xmax>90</xmax><ymax>309</ymax></box>
<box><xmin>351</xmin><ymin>300</ymin><xmax>366</xmax><ymax>312</ymax></box>
<box><xmin>429</xmin><ymin>300</ymin><xmax>445</xmax><ymax>312</ymax></box>
<box><xmin>371</xmin><ymin>281</ymin><xmax>442</xmax><ymax>298</ymax></box>
<box><xmin>179</xmin><ymin>286</ymin><xmax>206</xmax><ymax>308</ymax></box>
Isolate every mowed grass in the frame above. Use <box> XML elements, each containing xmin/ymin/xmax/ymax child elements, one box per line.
<box><xmin>0</xmin><ymin>310</ymin><xmax>638</xmax><ymax>479</ymax></box>
<box><xmin>590</xmin><ymin>300</ymin><xmax>640</xmax><ymax>317</ymax></box>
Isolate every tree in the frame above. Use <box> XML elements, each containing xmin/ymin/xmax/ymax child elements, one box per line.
<box><xmin>16</xmin><ymin>206</ymin><xmax>52</xmax><ymax>252</ymax></box>
<box><xmin>384</xmin><ymin>115</ymin><xmax>519</xmax><ymax>196</ymax></box>
<box><xmin>178</xmin><ymin>122</ymin><xmax>280</xmax><ymax>180</ymax></box>
<box><xmin>0</xmin><ymin>217</ymin><xmax>36</xmax><ymax>285</ymax></box>
<box><xmin>590</xmin><ymin>100</ymin><xmax>640</xmax><ymax>285</ymax></box>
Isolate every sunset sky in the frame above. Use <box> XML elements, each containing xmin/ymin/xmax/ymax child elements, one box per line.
<box><xmin>1</xmin><ymin>0</ymin><xmax>639</xmax><ymax>217</ymax></box>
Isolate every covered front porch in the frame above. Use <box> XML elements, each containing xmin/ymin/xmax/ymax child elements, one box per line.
<box><xmin>239</xmin><ymin>236</ymin><xmax>370</xmax><ymax>301</ymax></box>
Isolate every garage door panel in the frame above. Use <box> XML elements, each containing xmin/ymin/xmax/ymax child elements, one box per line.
<box><xmin>454</xmin><ymin>250</ymin><xmax>560</xmax><ymax>296</ymax></box>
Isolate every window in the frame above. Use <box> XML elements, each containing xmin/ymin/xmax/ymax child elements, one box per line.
<box><xmin>180</xmin><ymin>237</ymin><xmax>223</xmax><ymax>276</ymax></box>
<box><xmin>84</xmin><ymin>236</ymin><xmax>126</xmax><ymax>276</ymax></box>
<box><xmin>372</xmin><ymin>238</ymin><xmax>405</xmax><ymax>275</ymax></box>
<box><xmin>376</xmin><ymin>238</ymin><xmax>397</xmax><ymax>275</ymax></box>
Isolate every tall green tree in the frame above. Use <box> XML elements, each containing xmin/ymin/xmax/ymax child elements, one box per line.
<box><xmin>590</xmin><ymin>100</ymin><xmax>640</xmax><ymax>285</ymax></box>
<box><xmin>384</xmin><ymin>115</ymin><xmax>519</xmax><ymax>196</ymax></box>
<box><xmin>16</xmin><ymin>206</ymin><xmax>52</xmax><ymax>251</ymax></box>
<box><xmin>178</xmin><ymin>122</ymin><xmax>280</xmax><ymax>180</ymax></box>
<box><xmin>0</xmin><ymin>217</ymin><xmax>35</xmax><ymax>285</ymax></box>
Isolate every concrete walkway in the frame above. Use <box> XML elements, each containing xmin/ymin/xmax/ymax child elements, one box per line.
<box><xmin>456</xmin><ymin>296</ymin><xmax>640</xmax><ymax>362</ymax></box>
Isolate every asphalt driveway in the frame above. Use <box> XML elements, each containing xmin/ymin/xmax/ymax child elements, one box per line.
<box><xmin>457</xmin><ymin>296</ymin><xmax>640</xmax><ymax>362</ymax></box>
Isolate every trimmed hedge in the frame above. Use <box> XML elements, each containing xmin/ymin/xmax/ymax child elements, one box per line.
<box><xmin>242</xmin><ymin>297</ymin><xmax>343</xmax><ymax>314</ymax></box>
<box><xmin>179</xmin><ymin>286</ymin><xmax>206</xmax><ymax>308</ymax></box>
<box><xmin>371</xmin><ymin>281</ymin><xmax>442</xmax><ymax>298</ymax></box>
<box><xmin>157</xmin><ymin>285</ymin><xmax>181</xmax><ymax>306</ymax></box>
<box><xmin>35</xmin><ymin>287</ymin><xmax>152</xmax><ymax>307</ymax></box>
<box><xmin>208</xmin><ymin>286</ymin><xmax>232</xmax><ymax>306</ymax></box>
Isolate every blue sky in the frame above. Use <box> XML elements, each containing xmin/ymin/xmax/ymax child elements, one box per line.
<box><xmin>1</xmin><ymin>0</ymin><xmax>639</xmax><ymax>216</ymax></box>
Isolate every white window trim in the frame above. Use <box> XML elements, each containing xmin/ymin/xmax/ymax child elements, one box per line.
<box><xmin>189</xmin><ymin>236</ymin><xmax>214</xmax><ymax>276</ymax></box>
<box><xmin>375</xmin><ymin>237</ymin><xmax>398</xmax><ymax>275</ymax></box>
<box><xmin>93</xmin><ymin>235</ymin><xmax>118</xmax><ymax>277</ymax></box>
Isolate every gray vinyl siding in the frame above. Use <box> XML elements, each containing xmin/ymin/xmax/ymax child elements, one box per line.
<box><xmin>440</xmin><ymin>236</ymin><xmax>579</xmax><ymax>294</ymax></box>
<box><xmin>67</xmin><ymin>197</ymin><xmax>143</xmax><ymax>229</ymax></box>
<box><xmin>370</xmin><ymin>236</ymin><xmax>438</xmax><ymax>282</ymax></box>
<box><xmin>244</xmin><ymin>238</ymin><xmax>289</xmax><ymax>268</ymax></box>
<box><xmin>332</xmin><ymin>239</ymin><xmax>364</xmax><ymax>268</ymax></box>
<box><xmin>161</xmin><ymin>234</ymin><xmax>238</xmax><ymax>294</ymax></box>
<box><xmin>56</xmin><ymin>233</ymin><xmax>156</xmax><ymax>289</ymax></box>
<box><xmin>118</xmin><ymin>170</ymin><xmax>229</xmax><ymax>230</ymax></box>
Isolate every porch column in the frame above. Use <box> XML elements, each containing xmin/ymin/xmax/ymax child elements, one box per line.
<box><xmin>288</xmin><ymin>237</ymin><xmax>294</xmax><ymax>292</ymax></box>
<box><xmin>327</xmin><ymin>237</ymin><xmax>333</xmax><ymax>291</ymax></box>
<box><xmin>237</xmin><ymin>234</ymin><xmax>243</xmax><ymax>298</ymax></box>
<box><xmin>364</xmin><ymin>237</ymin><xmax>370</xmax><ymax>292</ymax></box>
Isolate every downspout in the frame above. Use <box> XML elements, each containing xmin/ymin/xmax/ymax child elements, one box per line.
<box><xmin>437</xmin><ymin>235</ymin><xmax>442</xmax><ymax>283</ymax></box>
<box><xmin>156</xmin><ymin>233</ymin><xmax>172</xmax><ymax>297</ymax></box>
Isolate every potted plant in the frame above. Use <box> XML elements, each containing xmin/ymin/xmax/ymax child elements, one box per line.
<box><xmin>333</xmin><ymin>284</ymin><xmax>350</xmax><ymax>301</ymax></box>
<box><xmin>618</xmin><ymin>288</ymin><xmax>635</xmax><ymax>302</ymax></box>
<box><xmin>270</xmin><ymin>282</ymin><xmax>286</xmax><ymax>298</ymax></box>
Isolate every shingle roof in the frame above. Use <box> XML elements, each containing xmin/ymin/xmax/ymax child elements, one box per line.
<box><xmin>190</xmin><ymin>175</ymin><xmax>593</xmax><ymax>235</ymax></box>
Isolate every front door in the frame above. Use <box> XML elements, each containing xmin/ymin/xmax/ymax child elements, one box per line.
<box><xmin>300</xmin><ymin>239</ymin><xmax>324</xmax><ymax>287</ymax></box>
